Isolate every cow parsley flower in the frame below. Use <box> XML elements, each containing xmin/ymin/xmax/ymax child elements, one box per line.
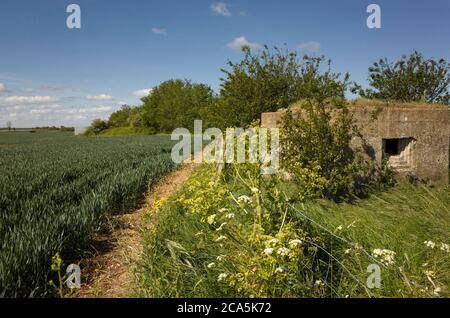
<box><xmin>277</xmin><ymin>247</ymin><xmax>290</xmax><ymax>256</ymax></box>
<box><xmin>263</xmin><ymin>248</ymin><xmax>274</xmax><ymax>256</ymax></box>
<box><xmin>251</xmin><ymin>187</ymin><xmax>260</xmax><ymax>193</ymax></box>
<box><xmin>218</xmin><ymin>273</ymin><xmax>228</xmax><ymax>282</ymax></box>
<box><xmin>288</xmin><ymin>239</ymin><xmax>303</xmax><ymax>248</ymax></box>
<box><xmin>226</xmin><ymin>213</ymin><xmax>235</xmax><ymax>219</ymax></box>
<box><xmin>424</xmin><ymin>240</ymin><xmax>436</xmax><ymax>249</ymax></box>
<box><xmin>275</xmin><ymin>266</ymin><xmax>287</xmax><ymax>274</ymax></box>
<box><xmin>440</xmin><ymin>243</ymin><xmax>449</xmax><ymax>253</ymax></box>
<box><xmin>237</xmin><ymin>195</ymin><xmax>252</xmax><ymax>204</ymax></box>
<box><xmin>314</xmin><ymin>280</ymin><xmax>325</xmax><ymax>287</ymax></box>
<box><xmin>216</xmin><ymin>255</ymin><xmax>226</xmax><ymax>261</ymax></box>
<box><xmin>207</xmin><ymin>262</ymin><xmax>216</xmax><ymax>269</ymax></box>
<box><xmin>372</xmin><ymin>249</ymin><xmax>396</xmax><ymax>266</ymax></box>
<box><xmin>268</xmin><ymin>238</ymin><xmax>279</xmax><ymax>246</ymax></box>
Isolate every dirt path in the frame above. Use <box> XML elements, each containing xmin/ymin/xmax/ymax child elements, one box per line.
<box><xmin>74</xmin><ymin>162</ymin><xmax>197</xmax><ymax>298</ymax></box>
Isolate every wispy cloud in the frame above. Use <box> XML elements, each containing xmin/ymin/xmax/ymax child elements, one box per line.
<box><xmin>0</xmin><ymin>95</ymin><xmax>57</xmax><ymax>106</ymax></box>
<box><xmin>297</xmin><ymin>41</ymin><xmax>321</xmax><ymax>53</ymax></box>
<box><xmin>152</xmin><ymin>27</ymin><xmax>167</xmax><ymax>35</ymax></box>
<box><xmin>18</xmin><ymin>87</ymin><xmax>33</xmax><ymax>93</ymax></box>
<box><xmin>226</xmin><ymin>36</ymin><xmax>262</xmax><ymax>52</ymax></box>
<box><xmin>86</xmin><ymin>94</ymin><xmax>113</xmax><ymax>101</ymax></box>
<box><xmin>132</xmin><ymin>88</ymin><xmax>153</xmax><ymax>98</ymax></box>
<box><xmin>211</xmin><ymin>2</ymin><xmax>231</xmax><ymax>16</ymax></box>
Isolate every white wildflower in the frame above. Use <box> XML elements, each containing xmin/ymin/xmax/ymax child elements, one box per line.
<box><xmin>215</xmin><ymin>235</ymin><xmax>227</xmax><ymax>242</ymax></box>
<box><xmin>237</xmin><ymin>195</ymin><xmax>252</xmax><ymax>204</ymax></box>
<box><xmin>207</xmin><ymin>262</ymin><xmax>216</xmax><ymax>269</ymax></box>
<box><xmin>263</xmin><ymin>248</ymin><xmax>274</xmax><ymax>256</ymax></box>
<box><xmin>268</xmin><ymin>238</ymin><xmax>279</xmax><ymax>246</ymax></box>
<box><xmin>345</xmin><ymin>248</ymin><xmax>352</xmax><ymax>254</ymax></box>
<box><xmin>275</xmin><ymin>266</ymin><xmax>286</xmax><ymax>274</ymax></box>
<box><xmin>216</xmin><ymin>255</ymin><xmax>226</xmax><ymax>261</ymax></box>
<box><xmin>424</xmin><ymin>240</ymin><xmax>436</xmax><ymax>249</ymax></box>
<box><xmin>218</xmin><ymin>273</ymin><xmax>227</xmax><ymax>282</ymax></box>
<box><xmin>226</xmin><ymin>213</ymin><xmax>235</xmax><ymax>219</ymax></box>
<box><xmin>372</xmin><ymin>249</ymin><xmax>396</xmax><ymax>266</ymax></box>
<box><xmin>314</xmin><ymin>280</ymin><xmax>325</xmax><ymax>287</ymax></box>
<box><xmin>288</xmin><ymin>239</ymin><xmax>303</xmax><ymax>248</ymax></box>
<box><xmin>251</xmin><ymin>187</ymin><xmax>260</xmax><ymax>193</ymax></box>
<box><xmin>277</xmin><ymin>247</ymin><xmax>290</xmax><ymax>256</ymax></box>
<box><xmin>336</xmin><ymin>225</ymin><xmax>343</xmax><ymax>231</ymax></box>
<box><xmin>439</xmin><ymin>243</ymin><xmax>449</xmax><ymax>253</ymax></box>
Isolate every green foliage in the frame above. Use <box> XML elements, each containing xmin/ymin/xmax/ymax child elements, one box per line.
<box><xmin>137</xmin><ymin>163</ymin><xmax>450</xmax><ymax>298</ymax></box>
<box><xmin>215</xmin><ymin>46</ymin><xmax>352</xmax><ymax>129</ymax></box>
<box><xmin>108</xmin><ymin>105</ymin><xmax>132</xmax><ymax>128</ymax></box>
<box><xmin>279</xmin><ymin>98</ymin><xmax>379</xmax><ymax>201</ymax></box>
<box><xmin>356</xmin><ymin>51</ymin><xmax>450</xmax><ymax>105</ymax></box>
<box><xmin>142</xmin><ymin>79</ymin><xmax>215</xmax><ymax>132</ymax></box>
<box><xmin>99</xmin><ymin>126</ymin><xmax>156</xmax><ymax>137</ymax></box>
<box><xmin>85</xmin><ymin>118</ymin><xmax>109</xmax><ymax>135</ymax></box>
<box><xmin>0</xmin><ymin>132</ymin><xmax>177</xmax><ymax>297</ymax></box>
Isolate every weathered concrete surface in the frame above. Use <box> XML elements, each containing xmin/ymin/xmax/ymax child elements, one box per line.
<box><xmin>262</xmin><ymin>103</ymin><xmax>450</xmax><ymax>185</ymax></box>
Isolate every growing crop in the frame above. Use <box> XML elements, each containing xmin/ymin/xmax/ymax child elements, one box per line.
<box><xmin>0</xmin><ymin>132</ymin><xmax>177</xmax><ymax>297</ymax></box>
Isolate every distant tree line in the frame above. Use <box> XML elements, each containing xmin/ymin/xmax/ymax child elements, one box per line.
<box><xmin>87</xmin><ymin>48</ymin><xmax>449</xmax><ymax>135</ymax></box>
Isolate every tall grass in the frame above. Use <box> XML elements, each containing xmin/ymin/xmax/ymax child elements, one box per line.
<box><xmin>136</xmin><ymin>163</ymin><xmax>449</xmax><ymax>298</ymax></box>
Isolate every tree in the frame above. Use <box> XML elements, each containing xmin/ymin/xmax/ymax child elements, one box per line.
<box><xmin>6</xmin><ymin>121</ymin><xmax>11</xmax><ymax>131</ymax></box>
<box><xmin>108</xmin><ymin>105</ymin><xmax>132</xmax><ymax>128</ymax></box>
<box><xmin>142</xmin><ymin>79</ymin><xmax>215</xmax><ymax>132</ymax></box>
<box><xmin>216</xmin><ymin>46</ymin><xmax>352</xmax><ymax>129</ymax></box>
<box><xmin>86</xmin><ymin>118</ymin><xmax>108</xmax><ymax>135</ymax></box>
<box><xmin>357</xmin><ymin>51</ymin><xmax>450</xmax><ymax>105</ymax></box>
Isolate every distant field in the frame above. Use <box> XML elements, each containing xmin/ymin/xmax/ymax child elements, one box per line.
<box><xmin>0</xmin><ymin>132</ymin><xmax>177</xmax><ymax>297</ymax></box>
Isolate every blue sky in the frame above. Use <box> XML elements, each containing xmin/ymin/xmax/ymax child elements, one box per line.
<box><xmin>0</xmin><ymin>0</ymin><xmax>449</xmax><ymax>127</ymax></box>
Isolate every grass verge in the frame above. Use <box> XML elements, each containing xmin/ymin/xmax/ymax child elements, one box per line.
<box><xmin>136</xmin><ymin>163</ymin><xmax>449</xmax><ymax>298</ymax></box>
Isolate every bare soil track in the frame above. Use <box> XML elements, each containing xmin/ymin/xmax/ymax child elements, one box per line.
<box><xmin>75</xmin><ymin>162</ymin><xmax>197</xmax><ymax>298</ymax></box>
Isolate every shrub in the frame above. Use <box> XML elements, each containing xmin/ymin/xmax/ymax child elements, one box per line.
<box><xmin>279</xmin><ymin>98</ymin><xmax>369</xmax><ymax>201</ymax></box>
<box><xmin>216</xmin><ymin>46</ymin><xmax>353</xmax><ymax>129</ymax></box>
<box><xmin>356</xmin><ymin>51</ymin><xmax>450</xmax><ymax>105</ymax></box>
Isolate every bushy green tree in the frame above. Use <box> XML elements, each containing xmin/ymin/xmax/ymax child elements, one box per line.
<box><xmin>216</xmin><ymin>46</ymin><xmax>352</xmax><ymax>129</ymax></box>
<box><xmin>86</xmin><ymin>118</ymin><xmax>108</xmax><ymax>135</ymax></box>
<box><xmin>357</xmin><ymin>51</ymin><xmax>450</xmax><ymax>105</ymax></box>
<box><xmin>108</xmin><ymin>105</ymin><xmax>132</xmax><ymax>128</ymax></box>
<box><xmin>142</xmin><ymin>79</ymin><xmax>215</xmax><ymax>132</ymax></box>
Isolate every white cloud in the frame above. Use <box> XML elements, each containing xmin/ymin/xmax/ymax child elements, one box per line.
<box><xmin>0</xmin><ymin>95</ymin><xmax>57</xmax><ymax>106</ymax></box>
<box><xmin>152</xmin><ymin>27</ymin><xmax>167</xmax><ymax>35</ymax></box>
<box><xmin>133</xmin><ymin>88</ymin><xmax>153</xmax><ymax>98</ymax></box>
<box><xmin>211</xmin><ymin>2</ymin><xmax>231</xmax><ymax>16</ymax></box>
<box><xmin>30</xmin><ymin>106</ymin><xmax>112</xmax><ymax>115</ymax></box>
<box><xmin>18</xmin><ymin>87</ymin><xmax>33</xmax><ymax>93</ymax></box>
<box><xmin>86</xmin><ymin>94</ymin><xmax>113</xmax><ymax>101</ymax></box>
<box><xmin>297</xmin><ymin>41</ymin><xmax>321</xmax><ymax>53</ymax></box>
<box><xmin>0</xmin><ymin>83</ymin><xmax>6</xmax><ymax>92</ymax></box>
<box><xmin>226</xmin><ymin>36</ymin><xmax>262</xmax><ymax>52</ymax></box>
